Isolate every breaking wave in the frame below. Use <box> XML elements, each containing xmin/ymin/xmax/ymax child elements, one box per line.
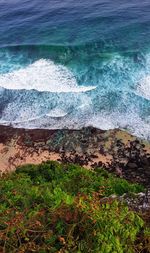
<box><xmin>0</xmin><ymin>45</ymin><xmax>150</xmax><ymax>140</ymax></box>
<box><xmin>0</xmin><ymin>59</ymin><xmax>96</xmax><ymax>93</ymax></box>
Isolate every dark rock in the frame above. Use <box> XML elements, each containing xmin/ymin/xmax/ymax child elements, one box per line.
<box><xmin>127</xmin><ymin>162</ymin><xmax>138</xmax><ymax>169</ymax></box>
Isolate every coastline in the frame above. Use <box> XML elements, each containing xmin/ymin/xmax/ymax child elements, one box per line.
<box><xmin>0</xmin><ymin>124</ymin><xmax>150</xmax><ymax>187</ymax></box>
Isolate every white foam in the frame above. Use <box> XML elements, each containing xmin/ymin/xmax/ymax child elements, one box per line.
<box><xmin>86</xmin><ymin>111</ymin><xmax>150</xmax><ymax>140</ymax></box>
<box><xmin>137</xmin><ymin>75</ymin><xmax>150</xmax><ymax>100</ymax></box>
<box><xmin>46</xmin><ymin>108</ymin><xmax>68</xmax><ymax>117</ymax></box>
<box><xmin>3</xmin><ymin>108</ymin><xmax>68</xmax><ymax>125</ymax></box>
<box><xmin>86</xmin><ymin>113</ymin><xmax>115</xmax><ymax>130</ymax></box>
<box><xmin>1</xmin><ymin>108</ymin><xmax>150</xmax><ymax>140</ymax></box>
<box><xmin>0</xmin><ymin>59</ymin><xmax>96</xmax><ymax>93</ymax></box>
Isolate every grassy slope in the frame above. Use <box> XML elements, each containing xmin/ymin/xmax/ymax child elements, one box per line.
<box><xmin>0</xmin><ymin>161</ymin><xmax>149</xmax><ymax>253</ymax></box>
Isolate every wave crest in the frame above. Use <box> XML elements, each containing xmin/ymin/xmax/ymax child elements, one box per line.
<box><xmin>0</xmin><ymin>59</ymin><xmax>96</xmax><ymax>93</ymax></box>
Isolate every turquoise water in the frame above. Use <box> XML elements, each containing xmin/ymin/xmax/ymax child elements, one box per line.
<box><xmin>0</xmin><ymin>0</ymin><xmax>150</xmax><ymax>139</ymax></box>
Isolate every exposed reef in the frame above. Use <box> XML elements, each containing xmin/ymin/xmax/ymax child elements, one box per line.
<box><xmin>0</xmin><ymin>125</ymin><xmax>150</xmax><ymax>188</ymax></box>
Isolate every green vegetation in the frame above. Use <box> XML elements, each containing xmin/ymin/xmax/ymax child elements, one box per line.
<box><xmin>0</xmin><ymin>161</ymin><xmax>149</xmax><ymax>252</ymax></box>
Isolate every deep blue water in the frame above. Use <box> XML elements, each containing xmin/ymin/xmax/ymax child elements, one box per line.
<box><xmin>0</xmin><ymin>0</ymin><xmax>150</xmax><ymax>139</ymax></box>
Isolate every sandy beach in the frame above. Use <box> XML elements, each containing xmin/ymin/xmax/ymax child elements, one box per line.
<box><xmin>0</xmin><ymin>125</ymin><xmax>150</xmax><ymax>187</ymax></box>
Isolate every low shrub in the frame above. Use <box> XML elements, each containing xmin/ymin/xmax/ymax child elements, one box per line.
<box><xmin>0</xmin><ymin>161</ymin><xmax>148</xmax><ymax>252</ymax></box>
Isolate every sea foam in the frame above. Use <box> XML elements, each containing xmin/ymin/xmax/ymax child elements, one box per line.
<box><xmin>137</xmin><ymin>76</ymin><xmax>150</xmax><ymax>100</ymax></box>
<box><xmin>0</xmin><ymin>59</ymin><xmax>96</xmax><ymax>93</ymax></box>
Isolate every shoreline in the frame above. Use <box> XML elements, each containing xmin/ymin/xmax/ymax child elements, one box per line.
<box><xmin>0</xmin><ymin>124</ymin><xmax>150</xmax><ymax>187</ymax></box>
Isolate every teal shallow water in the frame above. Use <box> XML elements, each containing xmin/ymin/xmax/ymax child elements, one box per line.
<box><xmin>0</xmin><ymin>1</ymin><xmax>150</xmax><ymax>139</ymax></box>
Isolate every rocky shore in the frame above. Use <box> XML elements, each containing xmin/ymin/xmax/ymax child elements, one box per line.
<box><xmin>0</xmin><ymin>125</ymin><xmax>150</xmax><ymax>188</ymax></box>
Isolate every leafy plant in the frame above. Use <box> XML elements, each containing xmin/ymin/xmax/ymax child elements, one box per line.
<box><xmin>0</xmin><ymin>161</ymin><xmax>148</xmax><ymax>253</ymax></box>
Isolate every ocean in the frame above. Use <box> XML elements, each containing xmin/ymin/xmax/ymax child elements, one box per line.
<box><xmin>0</xmin><ymin>0</ymin><xmax>150</xmax><ymax>139</ymax></box>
